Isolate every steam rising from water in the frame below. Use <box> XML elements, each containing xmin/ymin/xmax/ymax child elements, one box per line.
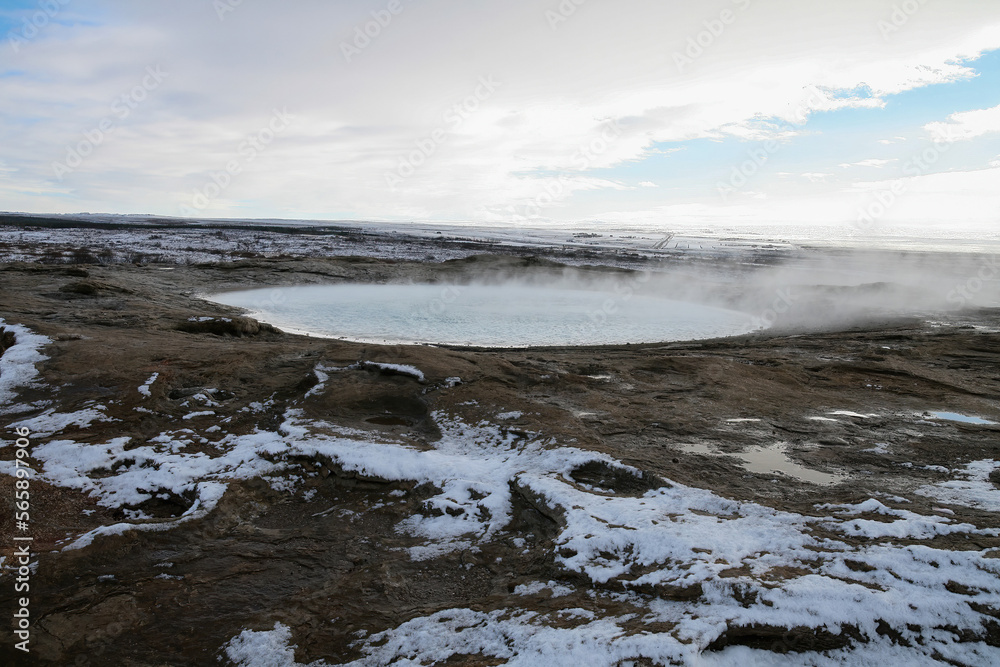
<box><xmin>208</xmin><ymin>248</ymin><xmax>999</xmax><ymax>345</ymax></box>
<box><xmin>209</xmin><ymin>284</ymin><xmax>757</xmax><ymax>346</ymax></box>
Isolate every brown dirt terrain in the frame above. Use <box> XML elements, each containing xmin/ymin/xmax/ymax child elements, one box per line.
<box><xmin>1</xmin><ymin>255</ymin><xmax>999</xmax><ymax>665</ymax></box>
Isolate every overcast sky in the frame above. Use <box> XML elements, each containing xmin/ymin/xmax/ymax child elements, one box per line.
<box><xmin>1</xmin><ymin>0</ymin><xmax>999</xmax><ymax>232</ymax></box>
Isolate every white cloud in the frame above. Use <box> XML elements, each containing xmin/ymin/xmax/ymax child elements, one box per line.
<box><xmin>924</xmin><ymin>103</ymin><xmax>1000</xmax><ymax>141</ymax></box>
<box><xmin>589</xmin><ymin>161</ymin><xmax>1000</xmax><ymax>231</ymax></box>
<box><xmin>801</xmin><ymin>172</ymin><xmax>832</xmax><ymax>182</ymax></box>
<box><xmin>638</xmin><ymin>181</ymin><xmax>657</xmax><ymax>188</ymax></box>
<box><xmin>847</xmin><ymin>165</ymin><xmax>1000</xmax><ymax>224</ymax></box>
<box><xmin>0</xmin><ymin>1</ymin><xmax>998</xmax><ymax>224</ymax></box>
<box><xmin>839</xmin><ymin>159</ymin><xmax>898</xmax><ymax>168</ymax></box>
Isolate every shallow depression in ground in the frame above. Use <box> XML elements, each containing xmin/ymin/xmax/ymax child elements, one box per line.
<box><xmin>207</xmin><ymin>283</ymin><xmax>759</xmax><ymax>346</ymax></box>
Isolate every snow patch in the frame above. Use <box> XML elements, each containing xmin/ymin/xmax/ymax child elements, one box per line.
<box><xmin>64</xmin><ymin>482</ymin><xmax>228</xmax><ymax>550</ymax></box>
<box><xmin>916</xmin><ymin>460</ymin><xmax>1000</xmax><ymax>512</ymax></box>
<box><xmin>304</xmin><ymin>364</ymin><xmax>330</xmax><ymax>398</ymax></box>
<box><xmin>138</xmin><ymin>372</ymin><xmax>159</xmax><ymax>397</ymax></box>
<box><xmin>360</xmin><ymin>361</ymin><xmax>425</xmax><ymax>382</ymax></box>
<box><xmin>0</xmin><ymin>318</ymin><xmax>51</xmax><ymax>415</ymax></box>
<box><xmin>225</xmin><ymin>622</ymin><xmax>299</xmax><ymax>667</ymax></box>
<box><xmin>10</xmin><ymin>406</ymin><xmax>113</xmax><ymax>437</ymax></box>
<box><xmin>513</xmin><ymin>580</ymin><xmax>575</xmax><ymax>597</ymax></box>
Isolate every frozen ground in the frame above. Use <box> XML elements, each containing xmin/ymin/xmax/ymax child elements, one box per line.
<box><xmin>3</xmin><ymin>300</ymin><xmax>1000</xmax><ymax>664</ymax></box>
<box><xmin>1</xmin><ymin>229</ymin><xmax>1000</xmax><ymax>665</ymax></box>
<box><xmin>0</xmin><ymin>213</ymin><xmax>787</xmax><ymax>269</ymax></box>
<box><xmin>5</xmin><ymin>212</ymin><xmax>1000</xmax><ymax>254</ymax></box>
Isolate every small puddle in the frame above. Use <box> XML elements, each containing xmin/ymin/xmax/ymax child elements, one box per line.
<box><xmin>679</xmin><ymin>443</ymin><xmax>715</xmax><ymax>456</ymax></box>
<box><xmin>736</xmin><ymin>444</ymin><xmax>843</xmax><ymax>485</ymax></box>
<box><xmin>679</xmin><ymin>442</ymin><xmax>843</xmax><ymax>485</ymax></box>
<box><xmin>928</xmin><ymin>411</ymin><xmax>997</xmax><ymax>425</ymax></box>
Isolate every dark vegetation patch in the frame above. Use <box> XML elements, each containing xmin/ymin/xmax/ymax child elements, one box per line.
<box><xmin>176</xmin><ymin>316</ymin><xmax>282</xmax><ymax>337</ymax></box>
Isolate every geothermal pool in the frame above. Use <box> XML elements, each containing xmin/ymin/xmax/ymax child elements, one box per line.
<box><xmin>208</xmin><ymin>284</ymin><xmax>757</xmax><ymax>347</ymax></box>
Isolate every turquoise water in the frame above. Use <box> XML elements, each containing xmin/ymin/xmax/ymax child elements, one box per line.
<box><xmin>930</xmin><ymin>412</ymin><xmax>997</xmax><ymax>425</ymax></box>
<box><xmin>208</xmin><ymin>283</ymin><xmax>757</xmax><ymax>347</ymax></box>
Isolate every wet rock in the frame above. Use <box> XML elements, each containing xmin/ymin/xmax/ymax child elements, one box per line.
<box><xmin>133</xmin><ymin>490</ymin><xmax>197</xmax><ymax>518</ymax></box>
<box><xmin>706</xmin><ymin>622</ymin><xmax>858</xmax><ymax>654</ymax></box>
<box><xmin>0</xmin><ymin>327</ymin><xmax>15</xmax><ymax>355</ymax></box>
<box><xmin>510</xmin><ymin>478</ymin><xmax>566</xmax><ymax>529</ymax></box>
<box><xmin>623</xmin><ymin>579</ymin><xmax>703</xmax><ymax>601</ymax></box>
<box><xmin>60</xmin><ymin>280</ymin><xmax>100</xmax><ymax>295</ymax></box>
<box><xmin>176</xmin><ymin>316</ymin><xmax>282</xmax><ymax>337</ymax></box>
<box><xmin>358</xmin><ymin>360</ymin><xmax>426</xmax><ymax>383</ymax></box>
<box><xmin>167</xmin><ymin>387</ymin><xmax>236</xmax><ymax>401</ymax></box>
<box><xmin>168</xmin><ymin>387</ymin><xmax>203</xmax><ymax>399</ymax></box>
<box><xmin>568</xmin><ymin>460</ymin><xmax>667</xmax><ymax>496</ymax></box>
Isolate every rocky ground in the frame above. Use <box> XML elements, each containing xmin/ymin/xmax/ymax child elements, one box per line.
<box><xmin>2</xmin><ymin>238</ymin><xmax>1000</xmax><ymax>665</ymax></box>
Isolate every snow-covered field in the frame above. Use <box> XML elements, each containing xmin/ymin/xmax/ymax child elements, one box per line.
<box><xmin>7</xmin><ymin>214</ymin><xmax>1000</xmax><ymax>272</ymax></box>
<box><xmin>3</xmin><ymin>315</ymin><xmax>1000</xmax><ymax>664</ymax></box>
<box><xmin>5</xmin><ymin>213</ymin><xmax>1000</xmax><ymax>254</ymax></box>
<box><xmin>0</xmin><ymin>215</ymin><xmax>771</xmax><ymax>268</ymax></box>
